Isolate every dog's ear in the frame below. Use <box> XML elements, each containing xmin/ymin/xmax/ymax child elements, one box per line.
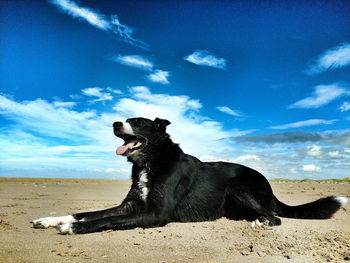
<box><xmin>154</xmin><ymin>118</ymin><xmax>171</xmax><ymax>132</ymax></box>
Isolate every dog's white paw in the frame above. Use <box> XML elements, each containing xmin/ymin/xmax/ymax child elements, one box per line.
<box><xmin>32</xmin><ymin>215</ymin><xmax>75</xmax><ymax>229</ymax></box>
<box><xmin>251</xmin><ymin>219</ymin><xmax>263</xmax><ymax>228</ymax></box>
<box><xmin>57</xmin><ymin>223</ymin><xmax>74</xmax><ymax>235</ymax></box>
<box><xmin>32</xmin><ymin>217</ymin><xmax>59</xmax><ymax>228</ymax></box>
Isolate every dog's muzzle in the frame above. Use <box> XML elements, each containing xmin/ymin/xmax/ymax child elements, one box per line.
<box><xmin>113</xmin><ymin>121</ymin><xmax>146</xmax><ymax>156</ymax></box>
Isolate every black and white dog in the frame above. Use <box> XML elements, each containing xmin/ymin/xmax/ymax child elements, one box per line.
<box><xmin>32</xmin><ymin>117</ymin><xmax>348</xmax><ymax>234</ymax></box>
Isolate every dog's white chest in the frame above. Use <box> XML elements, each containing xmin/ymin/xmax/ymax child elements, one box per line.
<box><xmin>138</xmin><ymin>170</ymin><xmax>149</xmax><ymax>201</ymax></box>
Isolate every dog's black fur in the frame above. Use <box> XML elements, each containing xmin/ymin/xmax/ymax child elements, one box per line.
<box><xmin>33</xmin><ymin>117</ymin><xmax>347</xmax><ymax>234</ymax></box>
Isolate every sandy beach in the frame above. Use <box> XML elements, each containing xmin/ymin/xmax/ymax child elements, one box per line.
<box><xmin>0</xmin><ymin>177</ymin><xmax>349</xmax><ymax>263</ymax></box>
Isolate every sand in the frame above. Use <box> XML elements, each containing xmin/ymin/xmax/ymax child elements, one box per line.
<box><xmin>0</xmin><ymin>177</ymin><xmax>349</xmax><ymax>263</ymax></box>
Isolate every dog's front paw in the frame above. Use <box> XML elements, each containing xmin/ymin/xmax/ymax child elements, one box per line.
<box><xmin>57</xmin><ymin>223</ymin><xmax>75</xmax><ymax>235</ymax></box>
<box><xmin>32</xmin><ymin>215</ymin><xmax>76</xmax><ymax>229</ymax></box>
<box><xmin>32</xmin><ymin>217</ymin><xmax>57</xmax><ymax>229</ymax></box>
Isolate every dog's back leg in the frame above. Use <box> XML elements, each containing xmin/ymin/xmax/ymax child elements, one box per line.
<box><xmin>224</xmin><ymin>176</ymin><xmax>280</xmax><ymax>226</ymax></box>
<box><xmin>225</xmin><ymin>191</ymin><xmax>281</xmax><ymax>226</ymax></box>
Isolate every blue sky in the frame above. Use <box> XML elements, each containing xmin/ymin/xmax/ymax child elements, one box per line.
<box><xmin>1</xmin><ymin>0</ymin><xmax>350</xmax><ymax>179</ymax></box>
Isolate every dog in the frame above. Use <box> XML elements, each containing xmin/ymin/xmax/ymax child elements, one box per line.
<box><xmin>32</xmin><ymin>117</ymin><xmax>348</xmax><ymax>234</ymax></box>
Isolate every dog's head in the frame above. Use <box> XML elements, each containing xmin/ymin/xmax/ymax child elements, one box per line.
<box><xmin>113</xmin><ymin>117</ymin><xmax>171</xmax><ymax>159</ymax></box>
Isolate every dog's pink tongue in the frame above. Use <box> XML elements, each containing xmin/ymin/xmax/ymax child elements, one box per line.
<box><xmin>116</xmin><ymin>141</ymin><xmax>136</xmax><ymax>155</ymax></box>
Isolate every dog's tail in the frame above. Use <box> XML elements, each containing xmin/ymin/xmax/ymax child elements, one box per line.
<box><xmin>274</xmin><ymin>196</ymin><xmax>348</xmax><ymax>219</ymax></box>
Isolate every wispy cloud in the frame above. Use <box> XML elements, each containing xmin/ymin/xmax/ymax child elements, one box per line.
<box><xmin>235</xmin><ymin>154</ymin><xmax>260</xmax><ymax>162</ymax></box>
<box><xmin>216</xmin><ymin>106</ymin><xmax>243</xmax><ymax>117</ymax></box>
<box><xmin>109</xmin><ymin>15</ymin><xmax>149</xmax><ymax>50</ymax></box>
<box><xmin>184</xmin><ymin>50</ymin><xmax>226</xmax><ymax>69</ymax></box>
<box><xmin>49</xmin><ymin>0</ymin><xmax>110</xmax><ymax>30</ymax></box>
<box><xmin>288</xmin><ymin>83</ymin><xmax>349</xmax><ymax>109</ymax></box>
<box><xmin>114</xmin><ymin>55</ymin><xmax>153</xmax><ymax>71</ymax></box>
<box><xmin>147</xmin><ymin>70</ymin><xmax>170</xmax><ymax>84</ymax></box>
<box><xmin>81</xmin><ymin>87</ymin><xmax>113</xmax><ymax>102</ymax></box>
<box><xmin>52</xmin><ymin>101</ymin><xmax>77</xmax><ymax>108</ymax></box>
<box><xmin>271</xmin><ymin>119</ymin><xmax>337</xmax><ymax>130</ymax></box>
<box><xmin>306</xmin><ymin>43</ymin><xmax>350</xmax><ymax>74</ymax></box>
<box><xmin>106</xmin><ymin>87</ymin><xmax>123</xmax><ymax>95</ymax></box>
<box><xmin>339</xmin><ymin>102</ymin><xmax>350</xmax><ymax>112</ymax></box>
<box><xmin>113</xmin><ymin>55</ymin><xmax>171</xmax><ymax>85</ymax></box>
<box><xmin>49</xmin><ymin>0</ymin><xmax>149</xmax><ymax>50</ymax></box>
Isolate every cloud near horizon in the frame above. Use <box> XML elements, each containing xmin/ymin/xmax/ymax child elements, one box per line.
<box><xmin>1</xmin><ymin>88</ymin><xmax>349</xmax><ymax>180</ymax></box>
<box><xmin>230</xmin><ymin>130</ymin><xmax>350</xmax><ymax>147</ymax></box>
<box><xmin>0</xmin><ymin>88</ymin><xmax>246</xmax><ymax>178</ymax></box>
<box><xmin>184</xmin><ymin>50</ymin><xmax>227</xmax><ymax>69</ymax></box>
<box><xmin>302</xmin><ymin>164</ymin><xmax>321</xmax><ymax>172</ymax></box>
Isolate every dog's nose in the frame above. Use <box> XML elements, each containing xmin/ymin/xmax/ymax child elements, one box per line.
<box><xmin>113</xmin><ymin>122</ymin><xmax>123</xmax><ymax>130</ymax></box>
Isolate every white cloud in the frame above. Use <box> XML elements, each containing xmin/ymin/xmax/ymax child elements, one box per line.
<box><xmin>106</xmin><ymin>87</ymin><xmax>123</xmax><ymax>95</ymax></box>
<box><xmin>0</xmin><ymin>88</ymin><xmax>250</xmax><ymax>178</ymax></box>
<box><xmin>303</xmin><ymin>144</ymin><xmax>350</xmax><ymax>160</ymax></box>
<box><xmin>306</xmin><ymin>43</ymin><xmax>350</xmax><ymax>74</ymax></box>
<box><xmin>302</xmin><ymin>164</ymin><xmax>321</xmax><ymax>172</ymax></box>
<box><xmin>0</xmin><ymin>95</ymin><xmax>102</xmax><ymax>141</ymax></box>
<box><xmin>288</xmin><ymin>83</ymin><xmax>349</xmax><ymax>109</ymax></box>
<box><xmin>123</xmin><ymin>86</ymin><xmax>202</xmax><ymax>111</ymax></box>
<box><xmin>69</xmin><ymin>94</ymin><xmax>83</xmax><ymax>100</ymax></box>
<box><xmin>2</xmin><ymin>89</ymin><xmax>349</xmax><ymax>180</ymax></box>
<box><xmin>49</xmin><ymin>0</ymin><xmax>149</xmax><ymax>49</ymax></box>
<box><xmin>216</xmin><ymin>106</ymin><xmax>243</xmax><ymax>117</ymax></box>
<box><xmin>184</xmin><ymin>50</ymin><xmax>226</xmax><ymax>69</ymax></box>
<box><xmin>147</xmin><ymin>70</ymin><xmax>170</xmax><ymax>84</ymax></box>
<box><xmin>271</xmin><ymin>119</ymin><xmax>337</xmax><ymax>130</ymax></box>
<box><xmin>114</xmin><ymin>55</ymin><xmax>170</xmax><ymax>84</ymax></box>
<box><xmin>114</xmin><ymin>55</ymin><xmax>153</xmax><ymax>71</ymax></box>
<box><xmin>50</xmin><ymin>0</ymin><xmax>110</xmax><ymax>30</ymax></box>
<box><xmin>328</xmin><ymin>151</ymin><xmax>350</xmax><ymax>159</ymax></box>
<box><xmin>81</xmin><ymin>87</ymin><xmax>113</xmax><ymax>102</ymax></box>
<box><xmin>0</xmin><ymin>94</ymin><xmax>127</xmax><ymax>177</ymax></box>
<box><xmin>306</xmin><ymin>145</ymin><xmax>322</xmax><ymax>157</ymax></box>
<box><xmin>235</xmin><ymin>154</ymin><xmax>260</xmax><ymax>162</ymax></box>
<box><xmin>53</xmin><ymin>101</ymin><xmax>76</xmax><ymax>108</ymax></box>
<box><xmin>339</xmin><ymin>102</ymin><xmax>350</xmax><ymax>112</ymax></box>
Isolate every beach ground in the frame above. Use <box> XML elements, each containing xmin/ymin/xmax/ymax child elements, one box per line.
<box><xmin>0</xmin><ymin>177</ymin><xmax>349</xmax><ymax>263</ymax></box>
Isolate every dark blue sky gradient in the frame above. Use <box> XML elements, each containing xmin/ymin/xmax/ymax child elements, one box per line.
<box><xmin>1</xmin><ymin>1</ymin><xmax>349</xmax><ymax>132</ymax></box>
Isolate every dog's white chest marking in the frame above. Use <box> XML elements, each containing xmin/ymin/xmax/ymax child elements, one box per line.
<box><xmin>138</xmin><ymin>169</ymin><xmax>149</xmax><ymax>201</ymax></box>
